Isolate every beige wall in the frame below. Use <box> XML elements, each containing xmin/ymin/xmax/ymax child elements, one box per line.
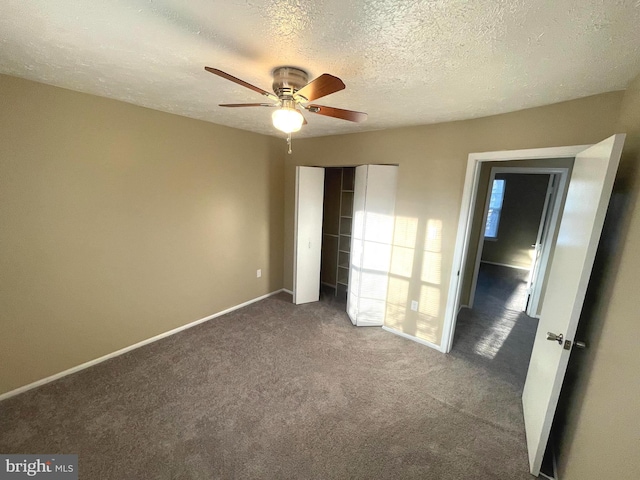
<box><xmin>285</xmin><ymin>92</ymin><xmax>623</xmax><ymax>345</ymax></box>
<box><xmin>2</xmin><ymin>70</ymin><xmax>638</xmax><ymax>477</ymax></box>
<box><xmin>557</xmin><ymin>75</ymin><xmax>640</xmax><ymax>479</ymax></box>
<box><xmin>0</xmin><ymin>75</ymin><xmax>284</xmax><ymax>396</ymax></box>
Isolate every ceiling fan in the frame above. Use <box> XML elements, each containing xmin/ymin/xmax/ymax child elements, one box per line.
<box><xmin>204</xmin><ymin>66</ymin><xmax>367</xmax><ymax>142</ymax></box>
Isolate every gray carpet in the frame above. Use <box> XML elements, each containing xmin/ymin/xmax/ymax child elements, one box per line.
<box><xmin>452</xmin><ymin>263</ymin><xmax>538</xmax><ymax>392</ymax></box>
<box><xmin>0</xmin><ymin>284</ymin><xmax>534</xmax><ymax>479</ymax></box>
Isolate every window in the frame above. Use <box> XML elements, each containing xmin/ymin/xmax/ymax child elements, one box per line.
<box><xmin>485</xmin><ymin>179</ymin><xmax>505</xmax><ymax>239</ymax></box>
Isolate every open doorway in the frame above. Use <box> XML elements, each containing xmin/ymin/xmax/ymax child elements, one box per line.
<box><xmin>450</xmin><ymin>163</ymin><xmax>572</xmax><ymax>385</ymax></box>
<box><xmin>451</xmin><ymin>170</ymin><xmax>564</xmax><ymax>389</ymax></box>
<box><xmin>472</xmin><ymin>172</ymin><xmax>551</xmax><ymax>315</ymax></box>
<box><xmin>442</xmin><ymin>134</ymin><xmax>624</xmax><ymax>478</ymax></box>
<box><xmin>466</xmin><ymin>167</ymin><xmax>570</xmax><ymax>317</ymax></box>
<box><xmin>450</xmin><ymin>162</ymin><xmax>574</xmax><ymax>480</ymax></box>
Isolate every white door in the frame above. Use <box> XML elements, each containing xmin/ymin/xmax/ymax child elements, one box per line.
<box><xmin>347</xmin><ymin>165</ymin><xmax>398</xmax><ymax>326</ymax></box>
<box><xmin>293</xmin><ymin>166</ymin><xmax>325</xmax><ymax>305</ymax></box>
<box><xmin>522</xmin><ymin>134</ymin><xmax>625</xmax><ymax>475</ymax></box>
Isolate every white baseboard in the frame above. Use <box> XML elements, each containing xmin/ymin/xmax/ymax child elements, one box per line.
<box><xmin>282</xmin><ymin>288</ymin><xmax>293</xmax><ymax>295</ymax></box>
<box><xmin>0</xmin><ymin>289</ymin><xmax>287</xmax><ymax>403</ymax></box>
<box><xmin>382</xmin><ymin>326</ymin><xmax>445</xmax><ymax>353</ymax></box>
<box><xmin>481</xmin><ymin>260</ymin><xmax>531</xmax><ymax>271</ymax></box>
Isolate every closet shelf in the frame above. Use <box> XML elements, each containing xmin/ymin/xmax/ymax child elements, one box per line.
<box><xmin>320</xmin><ymin>167</ymin><xmax>355</xmax><ymax>299</ymax></box>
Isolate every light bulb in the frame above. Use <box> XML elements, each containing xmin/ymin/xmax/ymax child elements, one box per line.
<box><xmin>272</xmin><ymin>107</ymin><xmax>304</xmax><ymax>133</ymax></box>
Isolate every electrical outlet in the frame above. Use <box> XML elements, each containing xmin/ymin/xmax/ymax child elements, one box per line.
<box><xmin>410</xmin><ymin>300</ymin><xmax>418</xmax><ymax>311</ymax></box>
<box><xmin>256</xmin><ymin>269</ymin><xmax>262</xmax><ymax>278</ymax></box>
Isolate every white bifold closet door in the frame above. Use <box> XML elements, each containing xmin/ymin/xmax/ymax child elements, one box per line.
<box><xmin>347</xmin><ymin>165</ymin><xmax>398</xmax><ymax>326</ymax></box>
<box><xmin>293</xmin><ymin>166</ymin><xmax>325</xmax><ymax>305</ymax></box>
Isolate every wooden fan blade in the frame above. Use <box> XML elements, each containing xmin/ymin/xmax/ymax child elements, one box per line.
<box><xmin>219</xmin><ymin>103</ymin><xmax>275</xmax><ymax>107</ymax></box>
<box><xmin>307</xmin><ymin>104</ymin><xmax>367</xmax><ymax>122</ymax></box>
<box><xmin>205</xmin><ymin>67</ymin><xmax>276</xmax><ymax>99</ymax></box>
<box><xmin>294</xmin><ymin>74</ymin><xmax>345</xmax><ymax>102</ymax></box>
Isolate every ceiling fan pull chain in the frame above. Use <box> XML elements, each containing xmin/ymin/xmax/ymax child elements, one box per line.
<box><xmin>287</xmin><ymin>132</ymin><xmax>292</xmax><ymax>154</ymax></box>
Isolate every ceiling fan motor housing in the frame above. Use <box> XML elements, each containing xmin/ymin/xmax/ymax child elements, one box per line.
<box><xmin>272</xmin><ymin>67</ymin><xmax>309</xmax><ymax>100</ymax></box>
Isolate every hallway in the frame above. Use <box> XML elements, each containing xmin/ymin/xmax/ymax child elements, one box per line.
<box><xmin>451</xmin><ymin>263</ymin><xmax>539</xmax><ymax>391</ymax></box>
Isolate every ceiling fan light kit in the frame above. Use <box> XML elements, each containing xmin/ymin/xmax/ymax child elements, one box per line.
<box><xmin>272</xmin><ymin>103</ymin><xmax>304</xmax><ymax>134</ymax></box>
<box><xmin>205</xmin><ymin>65</ymin><xmax>367</xmax><ymax>152</ymax></box>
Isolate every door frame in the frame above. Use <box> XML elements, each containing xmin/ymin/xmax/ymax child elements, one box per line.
<box><xmin>466</xmin><ymin>167</ymin><xmax>569</xmax><ymax>317</ymax></box>
<box><xmin>525</xmin><ymin>173</ymin><xmax>560</xmax><ymax>318</ymax></box>
<box><xmin>442</xmin><ymin>144</ymin><xmax>590</xmax><ymax>354</ymax></box>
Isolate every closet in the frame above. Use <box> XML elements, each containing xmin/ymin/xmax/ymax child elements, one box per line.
<box><xmin>320</xmin><ymin>167</ymin><xmax>355</xmax><ymax>300</ymax></box>
<box><xmin>294</xmin><ymin>165</ymin><xmax>398</xmax><ymax>327</ymax></box>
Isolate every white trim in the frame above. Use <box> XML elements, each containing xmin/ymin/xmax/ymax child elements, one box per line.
<box><xmin>491</xmin><ymin>167</ymin><xmax>568</xmax><ymax>175</ymax></box>
<box><xmin>441</xmin><ymin>152</ymin><xmax>484</xmax><ymax>355</ymax></box>
<box><xmin>382</xmin><ymin>326</ymin><xmax>445</xmax><ymax>353</ymax></box>
<box><xmin>468</xmin><ymin>145</ymin><xmax>589</xmax><ymax>162</ymax></box>
<box><xmin>282</xmin><ymin>288</ymin><xmax>293</xmax><ymax>295</ymax></box>
<box><xmin>442</xmin><ymin>144</ymin><xmax>589</xmax><ymax>354</ymax></box>
<box><xmin>0</xmin><ymin>289</ymin><xmax>287</xmax><ymax>403</ymax></box>
<box><xmin>480</xmin><ymin>260</ymin><xmax>531</xmax><ymax>271</ymax></box>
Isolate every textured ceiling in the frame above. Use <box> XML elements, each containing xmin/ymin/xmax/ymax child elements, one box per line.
<box><xmin>1</xmin><ymin>0</ymin><xmax>640</xmax><ymax>138</ymax></box>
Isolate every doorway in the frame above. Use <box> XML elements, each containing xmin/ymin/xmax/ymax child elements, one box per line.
<box><xmin>465</xmin><ymin>166</ymin><xmax>570</xmax><ymax>318</ymax></box>
<box><xmin>449</xmin><ymin>158</ymin><xmax>574</xmax><ymax>479</ymax></box>
<box><xmin>442</xmin><ymin>135</ymin><xmax>625</xmax><ymax>477</ymax></box>
<box><xmin>451</xmin><ymin>170</ymin><xmax>565</xmax><ymax>388</ymax></box>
